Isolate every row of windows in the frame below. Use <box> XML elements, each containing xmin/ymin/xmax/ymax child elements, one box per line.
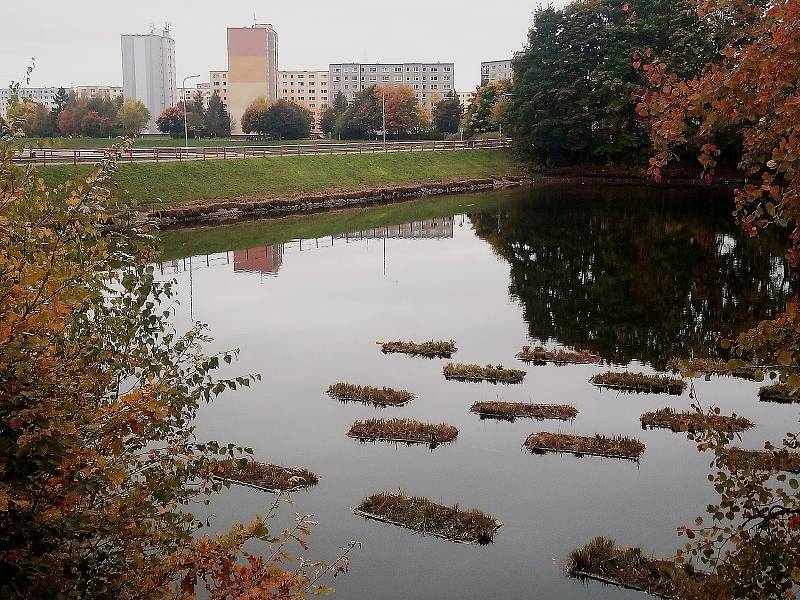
<box><xmin>281</xmin><ymin>73</ymin><xmax>327</xmax><ymax>79</ymax></box>
<box><xmin>334</xmin><ymin>75</ymin><xmax>450</xmax><ymax>82</ymax></box>
<box><xmin>339</xmin><ymin>83</ymin><xmax>451</xmax><ymax>91</ymax></box>
<box><xmin>333</xmin><ymin>65</ymin><xmax>452</xmax><ymax>73</ymax></box>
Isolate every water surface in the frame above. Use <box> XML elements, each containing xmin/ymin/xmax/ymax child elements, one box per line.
<box><xmin>159</xmin><ymin>185</ymin><xmax>794</xmax><ymax>599</ymax></box>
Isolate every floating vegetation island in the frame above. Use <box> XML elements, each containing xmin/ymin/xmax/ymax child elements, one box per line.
<box><xmin>667</xmin><ymin>357</ymin><xmax>758</xmax><ymax>380</ymax></box>
<box><xmin>728</xmin><ymin>448</ymin><xmax>800</xmax><ymax>473</ymax></box>
<box><xmin>470</xmin><ymin>401</ymin><xmax>578</xmax><ymax>422</ymax></box>
<box><xmin>567</xmin><ymin>536</ymin><xmax>706</xmax><ymax>599</ymax></box>
<box><xmin>524</xmin><ymin>432</ymin><xmax>645</xmax><ymax>461</ymax></box>
<box><xmin>640</xmin><ymin>408</ymin><xmax>753</xmax><ymax>433</ymax></box>
<box><xmin>213</xmin><ymin>460</ymin><xmax>319</xmax><ymax>493</ymax></box>
<box><xmin>380</xmin><ymin>339</ymin><xmax>457</xmax><ymax>359</ymax></box>
<box><xmin>348</xmin><ymin>418</ymin><xmax>458</xmax><ymax>446</ymax></box>
<box><xmin>443</xmin><ymin>363</ymin><xmax>526</xmax><ymax>384</ymax></box>
<box><xmin>516</xmin><ymin>345</ymin><xmax>601</xmax><ymax>365</ymax></box>
<box><xmin>590</xmin><ymin>371</ymin><xmax>685</xmax><ymax>395</ymax></box>
<box><xmin>758</xmin><ymin>383</ymin><xmax>799</xmax><ymax>404</ymax></box>
<box><xmin>327</xmin><ymin>383</ymin><xmax>414</xmax><ymax>407</ymax></box>
<box><xmin>354</xmin><ymin>491</ymin><xmax>502</xmax><ymax>544</ymax></box>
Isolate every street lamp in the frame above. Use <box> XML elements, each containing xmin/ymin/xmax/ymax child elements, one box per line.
<box><xmin>382</xmin><ymin>87</ymin><xmax>386</xmax><ymax>145</ymax></box>
<box><xmin>182</xmin><ymin>74</ymin><xmax>201</xmax><ymax>149</ymax></box>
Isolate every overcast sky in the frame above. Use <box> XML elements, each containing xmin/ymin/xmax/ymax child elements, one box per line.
<box><xmin>1</xmin><ymin>1</ymin><xmax>557</xmax><ymax>93</ymax></box>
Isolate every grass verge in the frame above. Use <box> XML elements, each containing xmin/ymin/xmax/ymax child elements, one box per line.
<box><xmin>380</xmin><ymin>339</ymin><xmax>457</xmax><ymax>359</ymax></box>
<box><xmin>469</xmin><ymin>401</ymin><xmax>578</xmax><ymax>422</ymax></box>
<box><xmin>443</xmin><ymin>363</ymin><xmax>526</xmax><ymax>384</ymax></box>
<box><xmin>354</xmin><ymin>491</ymin><xmax>501</xmax><ymax>544</ymax></box>
<box><xmin>327</xmin><ymin>383</ymin><xmax>414</xmax><ymax>407</ymax></box>
<box><xmin>39</xmin><ymin>149</ymin><xmax>522</xmax><ymax>208</ymax></box>
<box><xmin>640</xmin><ymin>408</ymin><xmax>753</xmax><ymax>433</ymax></box>
<box><xmin>516</xmin><ymin>346</ymin><xmax>601</xmax><ymax>365</ymax></box>
<box><xmin>667</xmin><ymin>358</ymin><xmax>758</xmax><ymax>380</ymax></box>
<box><xmin>212</xmin><ymin>460</ymin><xmax>318</xmax><ymax>493</ymax></box>
<box><xmin>524</xmin><ymin>433</ymin><xmax>645</xmax><ymax>461</ymax></box>
<box><xmin>758</xmin><ymin>383</ymin><xmax>799</xmax><ymax>403</ymax></box>
<box><xmin>348</xmin><ymin>418</ymin><xmax>458</xmax><ymax>446</ymax></box>
<box><xmin>567</xmin><ymin>537</ymin><xmax>706</xmax><ymax>599</ymax></box>
<box><xmin>590</xmin><ymin>371</ymin><xmax>685</xmax><ymax>395</ymax></box>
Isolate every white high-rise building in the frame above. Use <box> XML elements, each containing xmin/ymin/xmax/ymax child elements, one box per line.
<box><xmin>121</xmin><ymin>27</ymin><xmax>177</xmax><ymax>133</ymax></box>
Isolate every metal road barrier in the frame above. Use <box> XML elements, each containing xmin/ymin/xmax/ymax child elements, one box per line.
<box><xmin>16</xmin><ymin>138</ymin><xmax>513</xmax><ymax>166</ymax></box>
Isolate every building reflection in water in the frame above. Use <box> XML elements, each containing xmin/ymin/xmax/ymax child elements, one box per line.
<box><xmin>157</xmin><ymin>216</ymin><xmax>454</xmax><ymax>279</ymax></box>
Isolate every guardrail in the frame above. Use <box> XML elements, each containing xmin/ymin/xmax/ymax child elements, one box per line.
<box><xmin>17</xmin><ymin>138</ymin><xmax>513</xmax><ymax>166</ymax></box>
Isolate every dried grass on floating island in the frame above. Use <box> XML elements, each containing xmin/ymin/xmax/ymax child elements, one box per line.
<box><xmin>728</xmin><ymin>448</ymin><xmax>800</xmax><ymax>474</ymax></box>
<box><xmin>524</xmin><ymin>432</ymin><xmax>646</xmax><ymax>461</ymax></box>
<box><xmin>470</xmin><ymin>401</ymin><xmax>578</xmax><ymax>422</ymax></box>
<box><xmin>380</xmin><ymin>339</ymin><xmax>457</xmax><ymax>359</ymax></box>
<box><xmin>443</xmin><ymin>363</ymin><xmax>526</xmax><ymax>384</ymax></box>
<box><xmin>667</xmin><ymin>357</ymin><xmax>758</xmax><ymax>380</ymax></box>
<box><xmin>640</xmin><ymin>408</ymin><xmax>753</xmax><ymax>433</ymax></box>
<box><xmin>590</xmin><ymin>371</ymin><xmax>686</xmax><ymax>395</ymax></box>
<box><xmin>567</xmin><ymin>536</ymin><xmax>707</xmax><ymax>599</ymax></box>
<box><xmin>516</xmin><ymin>345</ymin><xmax>601</xmax><ymax>365</ymax></box>
<box><xmin>348</xmin><ymin>418</ymin><xmax>458</xmax><ymax>446</ymax></box>
<box><xmin>758</xmin><ymin>383</ymin><xmax>800</xmax><ymax>404</ymax></box>
<box><xmin>327</xmin><ymin>383</ymin><xmax>414</xmax><ymax>407</ymax></box>
<box><xmin>354</xmin><ymin>491</ymin><xmax>502</xmax><ymax>544</ymax></box>
<box><xmin>212</xmin><ymin>460</ymin><xmax>319</xmax><ymax>493</ymax></box>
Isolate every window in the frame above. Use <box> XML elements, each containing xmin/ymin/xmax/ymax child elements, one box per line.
<box><xmin>369</xmin><ymin>67</ymin><xmax>377</xmax><ymax>72</ymax></box>
<box><xmin>334</xmin><ymin>67</ymin><xmax>341</xmax><ymax>72</ymax></box>
<box><xmin>381</xmin><ymin>76</ymin><xmax>389</xmax><ymax>81</ymax></box>
<box><xmin>394</xmin><ymin>76</ymin><xmax>402</xmax><ymax>82</ymax></box>
<box><xmin>431</xmin><ymin>84</ymin><xmax>438</xmax><ymax>90</ymax></box>
<box><xmin>334</xmin><ymin>76</ymin><xmax>340</xmax><ymax>81</ymax></box>
<box><xmin>382</xmin><ymin>67</ymin><xmax>389</xmax><ymax>72</ymax></box>
<box><xmin>413</xmin><ymin>66</ymin><xmax>419</xmax><ymax>72</ymax></box>
<box><xmin>431</xmin><ymin>67</ymin><xmax>438</xmax><ymax>72</ymax></box>
<box><xmin>395</xmin><ymin>67</ymin><xmax>402</xmax><ymax>72</ymax></box>
<box><xmin>298</xmin><ymin>74</ymin><xmax>304</xmax><ymax>78</ymax></box>
<box><xmin>369</xmin><ymin>76</ymin><xmax>377</xmax><ymax>82</ymax></box>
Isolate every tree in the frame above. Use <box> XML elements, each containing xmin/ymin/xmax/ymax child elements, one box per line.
<box><xmin>509</xmin><ymin>0</ymin><xmax>725</xmax><ymax>166</ymax></box>
<box><xmin>637</xmin><ymin>0</ymin><xmax>800</xmax><ymax>595</ymax></box>
<box><xmin>320</xmin><ymin>91</ymin><xmax>348</xmax><ymax>137</ymax></box>
<box><xmin>56</xmin><ymin>105</ymin><xmax>80</xmax><ymax>137</ymax></box>
<box><xmin>245</xmin><ymin>100</ymin><xmax>312</xmax><ymax>139</ymax></box>
<box><xmin>156</xmin><ymin>105</ymin><xmax>186</xmax><ymax>138</ymax></box>
<box><xmin>117</xmin><ymin>99</ymin><xmax>150</xmax><ymax>136</ymax></box>
<box><xmin>79</xmin><ymin>110</ymin><xmax>103</xmax><ymax>137</ymax></box>
<box><xmin>51</xmin><ymin>86</ymin><xmax>70</xmax><ymax>119</ymax></box>
<box><xmin>204</xmin><ymin>92</ymin><xmax>231</xmax><ymax>137</ymax></box>
<box><xmin>374</xmin><ymin>85</ymin><xmax>423</xmax><ymax>137</ymax></box>
<box><xmin>338</xmin><ymin>86</ymin><xmax>382</xmax><ymax>139</ymax></box>
<box><xmin>1</xmin><ymin>109</ymin><xmax>354</xmax><ymax>597</ymax></box>
<box><xmin>6</xmin><ymin>99</ymin><xmax>54</xmax><ymax>137</ymax></box>
<box><xmin>432</xmin><ymin>91</ymin><xmax>462</xmax><ymax>135</ymax></box>
<box><xmin>463</xmin><ymin>81</ymin><xmax>509</xmax><ymax>138</ymax></box>
<box><xmin>240</xmin><ymin>96</ymin><xmax>271</xmax><ymax>135</ymax></box>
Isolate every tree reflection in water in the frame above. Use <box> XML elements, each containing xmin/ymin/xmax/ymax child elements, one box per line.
<box><xmin>470</xmin><ymin>184</ymin><xmax>793</xmax><ymax>369</ymax></box>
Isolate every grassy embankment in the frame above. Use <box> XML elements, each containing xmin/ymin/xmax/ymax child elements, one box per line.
<box><xmin>39</xmin><ymin>149</ymin><xmax>522</xmax><ymax>210</ymax></box>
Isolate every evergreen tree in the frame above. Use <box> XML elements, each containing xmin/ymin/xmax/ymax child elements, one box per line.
<box><xmin>320</xmin><ymin>91</ymin><xmax>348</xmax><ymax>137</ymax></box>
<box><xmin>204</xmin><ymin>92</ymin><xmax>231</xmax><ymax>137</ymax></box>
<box><xmin>432</xmin><ymin>91</ymin><xmax>462</xmax><ymax>135</ymax></box>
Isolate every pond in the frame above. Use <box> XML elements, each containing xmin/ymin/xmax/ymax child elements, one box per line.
<box><xmin>158</xmin><ymin>184</ymin><xmax>794</xmax><ymax>599</ymax></box>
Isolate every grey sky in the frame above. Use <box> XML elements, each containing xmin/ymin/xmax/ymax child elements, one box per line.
<box><xmin>1</xmin><ymin>1</ymin><xmax>552</xmax><ymax>92</ymax></box>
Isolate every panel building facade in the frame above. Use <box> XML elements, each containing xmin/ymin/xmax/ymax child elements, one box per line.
<box><xmin>278</xmin><ymin>70</ymin><xmax>329</xmax><ymax>131</ymax></box>
<box><xmin>227</xmin><ymin>24</ymin><xmax>278</xmax><ymax>134</ymax></box>
<box><xmin>481</xmin><ymin>59</ymin><xmax>514</xmax><ymax>85</ymax></box>
<box><xmin>328</xmin><ymin>62</ymin><xmax>455</xmax><ymax>111</ymax></box>
<box><xmin>121</xmin><ymin>27</ymin><xmax>177</xmax><ymax>133</ymax></box>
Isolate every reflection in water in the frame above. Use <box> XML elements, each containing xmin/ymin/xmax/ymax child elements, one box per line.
<box><xmin>160</xmin><ymin>186</ymin><xmax>797</xmax><ymax>600</ymax></box>
<box><xmin>470</xmin><ymin>185</ymin><xmax>792</xmax><ymax>368</ymax></box>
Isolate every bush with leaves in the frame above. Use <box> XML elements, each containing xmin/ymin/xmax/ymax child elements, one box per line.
<box><xmin>0</xmin><ymin>92</ymin><xmax>353</xmax><ymax>598</ymax></box>
<box><xmin>638</xmin><ymin>0</ymin><xmax>800</xmax><ymax>596</ymax></box>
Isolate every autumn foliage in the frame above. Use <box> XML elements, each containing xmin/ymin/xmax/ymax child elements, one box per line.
<box><xmin>0</xmin><ymin>113</ymin><xmax>350</xmax><ymax>596</ymax></box>
<box><xmin>636</xmin><ymin>0</ymin><xmax>800</xmax><ymax>595</ymax></box>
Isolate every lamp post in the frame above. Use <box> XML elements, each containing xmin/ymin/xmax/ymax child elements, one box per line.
<box><xmin>182</xmin><ymin>74</ymin><xmax>200</xmax><ymax>149</ymax></box>
<box><xmin>382</xmin><ymin>88</ymin><xmax>386</xmax><ymax>145</ymax></box>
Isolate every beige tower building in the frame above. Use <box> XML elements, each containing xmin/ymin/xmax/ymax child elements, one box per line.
<box><xmin>227</xmin><ymin>24</ymin><xmax>278</xmax><ymax>134</ymax></box>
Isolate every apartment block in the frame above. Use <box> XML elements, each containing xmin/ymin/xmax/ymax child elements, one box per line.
<box><xmin>278</xmin><ymin>70</ymin><xmax>328</xmax><ymax>130</ymax></box>
<box><xmin>209</xmin><ymin>70</ymin><xmax>228</xmax><ymax>108</ymax></box>
<box><xmin>227</xmin><ymin>24</ymin><xmax>279</xmax><ymax>134</ymax></box>
<box><xmin>458</xmin><ymin>91</ymin><xmax>474</xmax><ymax>111</ymax></box>
<box><xmin>0</xmin><ymin>87</ymin><xmax>66</xmax><ymax>115</ymax></box>
<box><xmin>481</xmin><ymin>59</ymin><xmax>514</xmax><ymax>85</ymax></box>
<box><xmin>75</xmin><ymin>85</ymin><xmax>123</xmax><ymax>100</ymax></box>
<box><xmin>121</xmin><ymin>27</ymin><xmax>177</xmax><ymax>132</ymax></box>
<box><xmin>328</xmin><ymin>62</ymin><xmax>455</xmax><ymax>111</ymax></box>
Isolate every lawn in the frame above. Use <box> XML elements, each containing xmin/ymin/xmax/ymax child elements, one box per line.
<box><xmin>39</xmin><ymin>149</ymin><xmax>522</xmax><ymax>208</ymax></box>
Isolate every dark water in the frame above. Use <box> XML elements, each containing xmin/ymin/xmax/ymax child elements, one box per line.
<box><xmin>159</xmin><ymin>185</ymin><xmax>795</xmax><ymax>599</ymax></box>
